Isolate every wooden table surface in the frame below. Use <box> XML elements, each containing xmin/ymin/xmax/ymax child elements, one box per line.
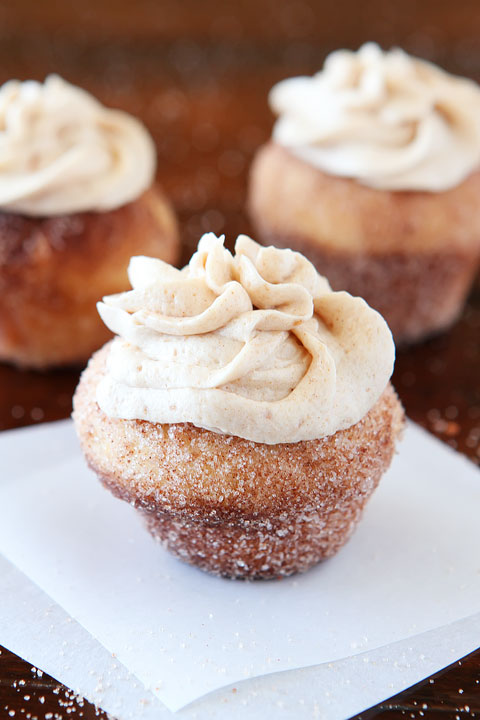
<box><xmin>0</xmin><ymin>1</ymin><xmax>479</xmax><ymax>718</ymax></box>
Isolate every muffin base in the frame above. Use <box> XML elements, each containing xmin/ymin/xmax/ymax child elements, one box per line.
<box><xmin>0</xmin><ymin>186</ymin><xmax>179</xmax><ymax>369</ymax></box>
<box><xmin>73</xmin><ymin>344</ymin><xmax>404</xmax><ymax>579</ymax></box>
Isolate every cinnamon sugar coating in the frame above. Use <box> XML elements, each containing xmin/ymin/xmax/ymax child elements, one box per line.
<box><xmin>0</xmin><ymin>186</ymin><xmax>179</xmax><ymax>368</ymax></box>
<box><xmin>248</xmin><ymin>143</ymin><xmax>480</xmax><ymax>343</ymax></box>
<box><xmin>73</xmin><ymin>344</ymin><xmax>404</xmax><ymax>579</ymax></box>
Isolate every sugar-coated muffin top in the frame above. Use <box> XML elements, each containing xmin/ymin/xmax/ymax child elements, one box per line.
<box><xmin>95</xmin><ymin>233</ymin><xmax>394</xmax><ymax>444</ymax></box>
<box><xmin>270</xmin><ymin>43</ymin><xmax>480</xmax><ymax>192</ymax></box>
<box><xmin>0</xmin><ymin>75</ymin><xmax>155</xmax><ymax>215</ymax></box>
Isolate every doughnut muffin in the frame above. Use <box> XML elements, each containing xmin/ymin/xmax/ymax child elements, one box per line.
<box><xmin>0</xmin><ymin>76</ymin><xmax>179</xmax><ymax>368</ymax></box>
<box><xmin>248</xmin><ymin>43</ymin><xmax>480</xmax><ymax>344</ymax></box>
<box><xmin>74</xmin><ymin>233</ymin><xmax>404</xmax><ymax>579</ymax></box>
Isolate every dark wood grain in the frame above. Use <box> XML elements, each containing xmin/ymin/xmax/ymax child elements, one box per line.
<box><xmin>0</xmin><ymin>1</ymin><xmax>479</xmax><ymax>718</ymax></box>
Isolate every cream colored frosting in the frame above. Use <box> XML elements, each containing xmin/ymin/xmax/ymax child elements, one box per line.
<box><xmin>270</xmin><ymin>43</ymin><xmax>480</xmax><ymax>192</ymax></box>
<box><xmin>96</xmin><ymin>233</ymin><xmax>394</xmax><ymax>444</ymax></box>
<box><xmin>0</xmin><ymin>75</ymin><xmax>156</xmax><ymax>215</ymax></box>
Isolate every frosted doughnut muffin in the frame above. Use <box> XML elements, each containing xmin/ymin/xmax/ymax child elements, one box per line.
<box><xmin>73</xmin><ymin>233</ymin><xmax>404</xmax><ymax>579</ymax></box>
<box><xmin>0</xmin><ymin>76</ymin><xmax>179</xmax><ymax>368</ymax></box>
<box><xmin>248</xmin><ymin>43</ymin><xmax>480</xmax><ymax>344</ymax></box>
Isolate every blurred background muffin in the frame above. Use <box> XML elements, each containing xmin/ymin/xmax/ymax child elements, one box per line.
<box><xmin>0</xmin><ymin>75</ymin><xmax>178</xmax><ymax>368</ymax></box>
<box><xmin>248</xmin><ymin>43</ymin><xmax>480</xmax><ymax>344</ymax></box>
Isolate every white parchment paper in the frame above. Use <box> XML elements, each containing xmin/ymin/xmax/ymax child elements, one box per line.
<box><xmin>1</xmin><ymin>555</ymin><xmax>479</xmax><ymax>720</ymax></box>
<box><xmin>0</xmin><ymin>420</ymin><xmax>479</xmax><ymax>711</ymax></box>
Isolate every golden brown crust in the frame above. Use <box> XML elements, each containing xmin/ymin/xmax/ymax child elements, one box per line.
<box><xmin>248</xmin><ymin>142</ymin><xmax>480</xmax><ymax>343</ymax></box>
<box><xmin>73</xmin><ymin>344</ymin><xmax>404</xmax><ymax>579</ymax></box>
<box><xmin>248</xmin><ymin>142</ymin><xmax>480</xmax><ymax>255</ymax></box>
<box><xmin>0</xmin><ymin>186</ymin><xmax>179</xmax><ymax>368</ymax></box>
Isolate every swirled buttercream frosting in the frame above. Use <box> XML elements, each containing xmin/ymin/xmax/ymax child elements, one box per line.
<box><xmin>0</xmin><ymin>75</ymin><xmax>155</xmax><ymax>215</ymax></box>
<box><xmin>96</xmin><ymin>233</ymin><xmax>395</xmax><ymax>444</ymax></box>
<box><xmin>270</xmin><ymin>43</ymin><xmax>480</xmax><ymax>192</ymax></box>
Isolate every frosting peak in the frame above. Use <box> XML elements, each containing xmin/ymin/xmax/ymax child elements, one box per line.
<box><xmin>0</xmin><ymin>75</ymin><xmax>156</xmax><ymax>215</ymax></box>
<box><xmin>96</xmin><ymin>234</ymin><xmax>394</xmax><ymax>444</ymax></box>
<box><xmin>270</xmin><ymin>43</ymin><xmax>480</xmax><ymax>191</ymax></box>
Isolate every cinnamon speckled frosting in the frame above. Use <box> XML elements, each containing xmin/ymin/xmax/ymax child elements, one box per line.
<box><xmin>270</xmin><ymin>43</ymin><xmax>480</xmax><ymax>192</ymax></box>
<box><xmin>0</xmin><ymin>75</ymin><xmax>155</xmax><ymax>215</ymax></box>
<box><xmin>96</xmin><ymin>233</ymin><xmax>395</xmax><ymax>444</ymax></box>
